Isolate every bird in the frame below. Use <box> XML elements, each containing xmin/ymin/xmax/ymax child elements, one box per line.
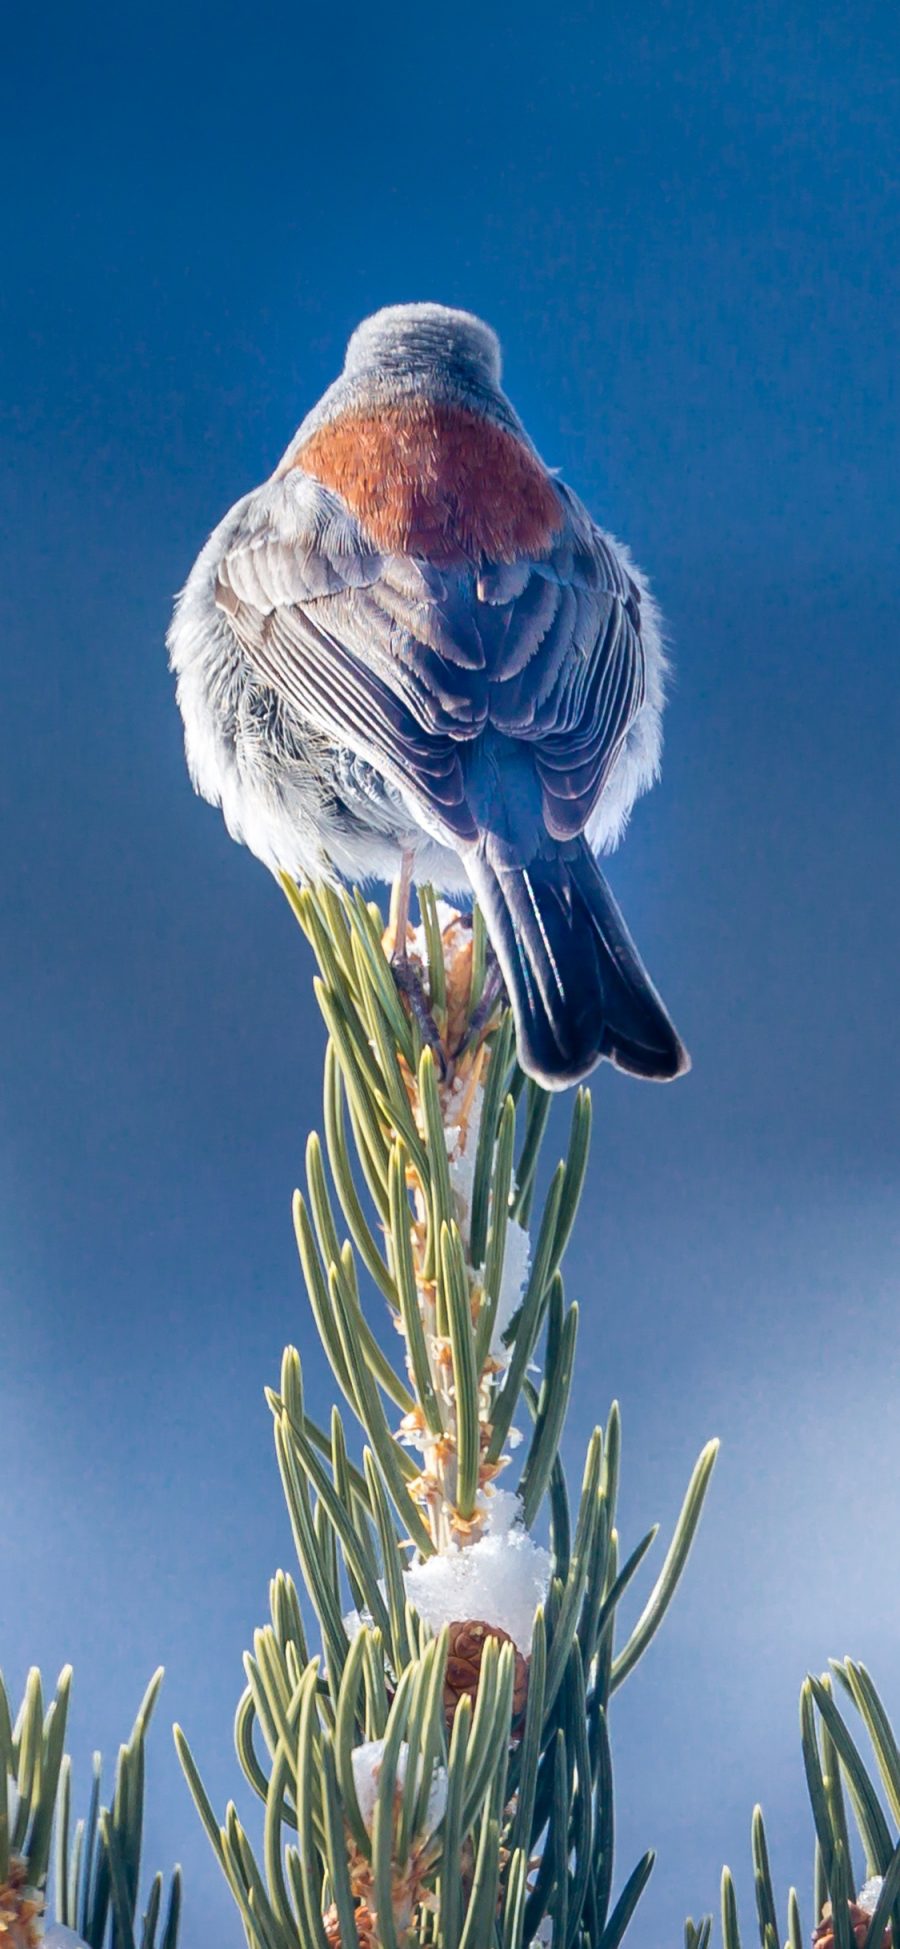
<box><xmin>168</xmin><ymin>302</ymin><xmax>689</xmax><ymax>1090</ymax></box>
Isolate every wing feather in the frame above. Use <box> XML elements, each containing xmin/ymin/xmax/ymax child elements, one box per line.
<box><xmin>212</xmin><ymin>469</ymin><xmax>648</xmax><ymax>849</ymax></box>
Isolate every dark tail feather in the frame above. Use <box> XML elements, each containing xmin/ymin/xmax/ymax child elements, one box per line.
<box><xmin>464</xmin><ymin>836</ymin><xmax>689</xmax><ymax>1089</ymax></box>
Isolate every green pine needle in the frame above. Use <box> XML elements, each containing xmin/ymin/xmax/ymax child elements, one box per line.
<box><xmin>172</xmin><ymin>879</ymin><xmax>723</xmax><ymax>1949</ymax></box>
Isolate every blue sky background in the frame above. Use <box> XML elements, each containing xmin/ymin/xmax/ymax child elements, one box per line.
<box><xmin>2</xmin><ymin>0</ymin><xmax>898</xmax><ymax>1942</ymax></box>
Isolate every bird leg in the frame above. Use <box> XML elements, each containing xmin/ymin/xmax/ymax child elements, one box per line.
<box><xmin>392</xmin><ymin>956</ymin><xmax>450</xmax><ymax>1078</ymax></box>
<box><xmin>387</xmin><ymin>848</ymin><xmax>415</xmax><ymax>960</ymax></box>
<box><xmin>387</xmin><ymin>850</ymin><xmax>449</xmax><ymax>1078</ymax></box>
<box><xmin>452</xmin><ymin>948</ymin><xmax>507</xmax><ymax>1061</ymax></box>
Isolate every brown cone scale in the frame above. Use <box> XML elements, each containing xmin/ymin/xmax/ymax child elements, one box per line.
<box><xmin>323</xmin><ymin>1900</ymin><xmax>379</xmax><ymax>1949</ymax></box>
<box><xmin>0</xmin><ymin>1860</ymin><xmax>43</xmax><ymax>1949</ymax></box>
<box><xmin>443</xmin><ymin>1619</ymin><xmax>529</xmax><ymax>1728</ymax></box>
<box><xmin>813</xmin><ymin>1904</ymin><xmax>891</xmax><ymax>1949</ymax></box>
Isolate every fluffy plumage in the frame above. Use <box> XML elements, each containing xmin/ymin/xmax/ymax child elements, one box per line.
<box><xmin>168</xmin><ymin>303</ymin><xmax>688</xmax><ymax>1087</ymax></box>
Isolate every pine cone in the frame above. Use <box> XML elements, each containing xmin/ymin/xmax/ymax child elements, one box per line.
<box><xmin>813</xmin><ymin>1903</ymin><xmax>891</xmax><ymax>1949</ymax></box>
<box><xmin>0</xmin><ymin>1860</ymin><xmax>43</xmax><ymax>1949</ymax></box>
<box><xmin>323</xmin><ymin>1900</ymin><xmax>379</xmax><ymax>1949</ymax></box>
<box><xmin>444</xmin><ymin>1619</ymin><xmax>529</xmax><ymax>1728</ymax></box>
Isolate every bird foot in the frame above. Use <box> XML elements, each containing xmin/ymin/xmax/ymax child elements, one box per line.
<box><xmin>451</xmin><ymin>952</ymin><xmax>507</xmax><ymax>1062</ymax></box>
<box><xmin>391</xmin><ymin>951</ymin><xmax>450</xmax><ymax>1081</ymax></box>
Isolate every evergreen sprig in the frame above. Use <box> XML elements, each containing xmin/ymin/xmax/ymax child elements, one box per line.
<box><xmin>688</xmin><ymin>1663</ymin><xmax>900</xmax><ymax>1949</ymax></box>
<box><xmin>0</xmin><ymin>1664</ymin><xmax>180</xmax><ymax>1949</ymax></box>
<box><xmin>177</xmin><ymin>882</ymin><xmax>717</xmax><ymax>1949</ymax></box>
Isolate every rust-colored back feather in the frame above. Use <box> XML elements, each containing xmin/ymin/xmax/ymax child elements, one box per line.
<box><xmin>286</xmin><ymin>399</ymin><xmax>562</xmax><ymax>565</ymax></box>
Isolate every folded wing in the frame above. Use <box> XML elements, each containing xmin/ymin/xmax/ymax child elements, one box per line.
<box><xmin>213</xmin><ymin>469</ymin><xmax>648</xmax><ymax>847</ymax></box>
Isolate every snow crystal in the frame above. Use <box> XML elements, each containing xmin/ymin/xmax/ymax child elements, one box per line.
<box><xmin>446</xmin><ymin>1078</ymin><xmax>531</xmax><ymax>1357</ymax></box>
<box><xmin>490</xmin><ymin>1218</ymin><xmax>530</xmax><ymax>1362</ymax></box>
<box><xmin>423</xmin><ymin>1763</ymin><xmax>448</xmax><ymax>1832</ymax></box>
<box><xmin>483</xmin><ymin>1488</ymin><xmax>522</xmax><ymax>1537</ymax></box>
<box><xmin>407</xmin><ymin>905</ymin><xmax>467</xmax><ymax>988</ymax></box>
<box><xmin>351</xmin><ymin>1738</ymin><xmax>392</xmax><ymax>1828</ymax></box>
<box><xmin>434</xmin><ymin>900</ymin><xmax>461</xmax><ymax>935</ymax></box>
<box><xmin>404</xmin><ymin>1527</ymin><xmax>551</xmax><ymax>1653</ymax></box>
<box><xmin>343</xmin><ymin>1584</ymin><xmax>387</xmax><ymax>1640</ymax></box>
<box><xmin>444</xmin><ymin>1064</ymin><xmax>533</xmax><ymax>1377</ymax></box>
<box><xmin>350</xmin><ymin>1739</ymin><xmax>447</xmax><ymax>1835</ymax></box>
<box><xmin>858</xmin><ymin>1879</ymin><xmax>884</xmax><ymax>1916</ymax></box>
<box><xmin>448</xmin><ymin>1082</ymin><xmax>484</xmax><ymax>1222</ymax></box>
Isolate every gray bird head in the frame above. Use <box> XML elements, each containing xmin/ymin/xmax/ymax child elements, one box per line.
<box><xmin>288</xmin><ymin>302</ymin><xmax>526</xmax><ymax>451</ymax></box>
<box><xmin>343</xmin><ymin>303</ymin><xmax>503</xmax><ymax>392</ymax></box>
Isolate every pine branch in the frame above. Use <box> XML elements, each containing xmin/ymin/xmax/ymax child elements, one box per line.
<box><xmin>177</xmin><ymin>882</ymin><xmax>717</xmax><ymax>1949</ymax></box>
<box><xmin>704</xmin><ymin>1667</ymin><xmax>900</xmax><ymax>1949</ymax></box>
<box><xmin>0</xmin><ymin>1665</ymin><xmax>179</xmax><ymax>1949</ymax></box>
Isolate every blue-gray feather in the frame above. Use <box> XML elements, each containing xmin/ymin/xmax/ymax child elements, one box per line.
<box><xmin>168</xmin><ymin>302</ymin><xmax>686</xmax><ymax>1086</ymax></box>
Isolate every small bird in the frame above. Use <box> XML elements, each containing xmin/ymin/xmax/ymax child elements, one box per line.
<box><xmin>169</xmin><ymin>303</ymin><xmax>688</xmax><ymax>1089</ymax></box>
